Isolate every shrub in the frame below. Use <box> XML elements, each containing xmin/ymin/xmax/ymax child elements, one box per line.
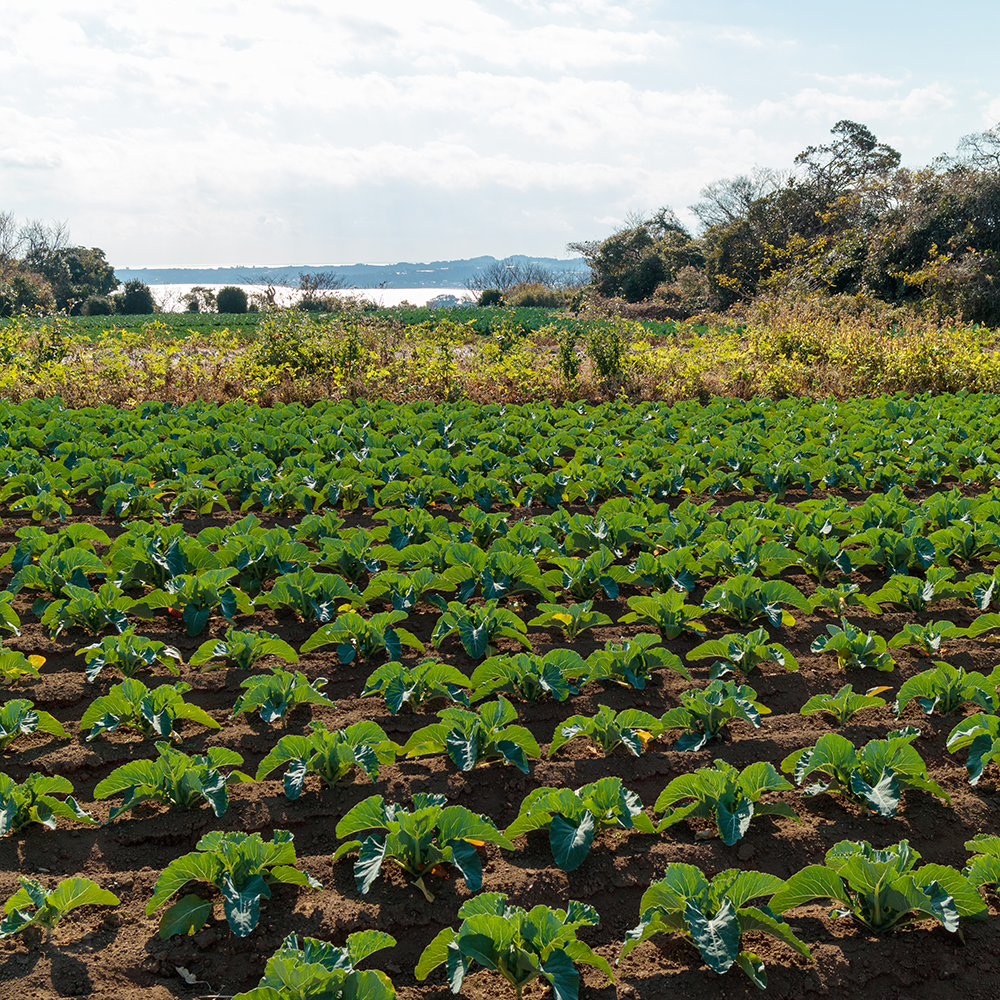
<box><xmin>477</xmin><ymin>288</ymin><xmax>503</xmax><ymax>306</ymax></box>
<box><xmin>83</xmin><ymin>295</ymin><xmax>113</xmax><ymax>316</ymax></box>
<box><xmin>217</xmin><ymin>285</ymin><xmax>248</xmax><ymax>314</ymax></box>
<box><xmin>118</xmin><ymin>280</ymin><xmax>155</xmax><ymax>314</ymax></box>
<box><xmin>505</xmin><ymin>282</ymin><xmax>564</xmax><ymax>308</ymax></box>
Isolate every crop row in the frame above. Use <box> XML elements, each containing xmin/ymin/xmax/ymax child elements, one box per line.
<box><xmin>3</xmin><ymin>394</ymin><xmax>1000</xmax><ymax>522</ymax></box>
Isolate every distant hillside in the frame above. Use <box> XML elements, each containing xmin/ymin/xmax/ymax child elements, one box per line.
<box><xmin>114</xmin><ymin>255</ymin><xmax>589</xmax><ymax>288</ymax></box>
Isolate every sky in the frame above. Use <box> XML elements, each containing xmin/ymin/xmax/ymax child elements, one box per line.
<box><xmin>2</xmin><ymin>0</ymin><xmax>998</xmax><ymax>268</ymax></box>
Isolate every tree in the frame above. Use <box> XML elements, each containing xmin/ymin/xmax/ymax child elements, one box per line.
<box><xmin>217</xmin><ymin>286</ymin><xmax>248</xmax><ymax>313</ymax></box>
<box><xmin>465</xmin><ymin>257</ymin><xmax>556</xmax><ymax>294</ymax></box>
<box><xmin>119</xmin><ymin>280</ymin><xmax>155</xmax><ymax>315</ymax></box>
<box><xmin>794</xmin><ymin>119</ymin><xmax>901</xmax><ymax>203</ymax></box>
<box><xmin>690</xmin><ymin>168</ymin><xmax>790</xmax><ymax>231</ymax></box>
<box><xmin>568</xmin><ymin>209</ymin><xmax>704</xmax><ymax>302</ymax></box>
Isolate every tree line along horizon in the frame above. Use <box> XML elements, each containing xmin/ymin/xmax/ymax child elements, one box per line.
<box><xmin>4</xmin><ymin>117</ymin><xmax>1000</xmax><ymax>323</ymax></box>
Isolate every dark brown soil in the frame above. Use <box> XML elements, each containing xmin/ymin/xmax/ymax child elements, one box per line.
<box><xmin>2</xmin><ymin>504</ymin><xmax>1000</xmax><ymax>1000</ymax></box>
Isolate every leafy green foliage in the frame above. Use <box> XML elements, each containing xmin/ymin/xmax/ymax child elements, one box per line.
<box><xmin>416</xmin><ymin>892</ymin><xmax>612</xmax><ymax>1000</ymax></box>
<box><xmin>810</xmin><ymin>582</ymin><xmax>882</xmax><ymax>616</ymax></box>
<box><xmin>230</xmin><ymin>667</ymin><xmax>336</xmax><ymax>724</ymax></box>
<box><xmin>887</xmin><ymin>620</ymin><xmax>970</xmax><ymax>656</ymax></box>
<box><xmin>810</xmin><ymin>618</ymin><xmax>895</xmax><ymax>671</ymax></box>
<box><xmin>618</xmin><ymin>591</ymin><xmax>707</xmax><ymax>638</ymax></box>
<box><xmin>527</xmin><ymin>600</ymin><xmax>612</xmax><ymax>639</ymax></box>
<box><xmin>431</xmin><ymin>600</ymin><xmax>530</xmax><ymax>659</ymax></box>
<box><xmin>505</xmin><ymin>777</ymin><xmax>654</xmax><ymax>871</ymax></box>
<box><xmin>964</xmin><ymin>834</ymin><xmax>1000</xmax><ymax>890</ymax></box>
<box><xmin>0</xmin><ymin>698</ymin><xmax>68</xmax><ymax>751</ymax></box>
<box><xmin>144</xmin><ymin>568</ymin><xmax>254</xmax><ymax>636</ymax></box>
<box><xmin>546</xmin><ymin>546</ymin><xmax>629</xmax><ymax>600</ymax></box>
<box><xmin>660</xmin><ymin>680</ymin><xmax>770</xmax><ymax>751</ymax></box>
<box><xmin>702</xmin><ymin>574</ymin><xmax>811</xmax><ymax>627</ymax></box>
<box><xmin>654</xmin><ymin>760</ymin><xmax>797</xmax><ymax>845</ymax></box>
<box><xmin>586</xmin><ymin>633</ymin><xmax>689</xmax><ymax>689</ymax></box>
<box><xmin>94</xmin><ymin>742</ymin><xmax>251</xmax><ymax>819</ymax></box>
<box><xmin>80</xmin><ymin>679</ymin><xmax>220</xmax><ymax>741</ymax></box>
<box><xmin>300</xmin><ymin>610</ymin><xmax>424</xmax><ymax>665</ymax></box>
<box><xmin>40</xmin><ymin>581</ymin><xmax>151</xmax><ymax>638</ymax></box>
<box><xmin>189</xmin><ymin>627</ymin><xmax>299</xmax><ymax>671</ymax></box>
<box><xmin>363</xmin><ymin>567</ymin><xmax>452</xmax><ymax>611</ymax></box>
<box><xmin>770</xmin><ymin>840</ymin><xmax>985</xmax><ymax>934</ymax></box>
<box><xmin>781</xmin><ymin>729</ymin><xmax>949</xmax><ymax>815</ymax></box>
<box><xmin>232</xmin><ymin>931</ymin><xmax>398</xmax><ymax>1000</ymax></box>
<box><xmin>147</xmin><ymin>830</ymin><xmax>320</xmax><ymax>938</ymax></box>
<box><xmin>620</xmin><ymin>864</ymin><xmax>807</xmax><ymax>989</ymax></box>
<box><xmin>361</xmin><ymin>659</ymin><xmax>471</xmax><ymax>714</ymax></box>
<box><xmin>800</xmin><ymin>684</ymin><xmax>890</xmax><ymax>725</ymax></box>
<box><xmin>257</xmin><ymin>568</ymin><xmax>363</xmax><ymax>622</ymax></box>
<box><xmin>10</xmin><ymin>545</ymin><xmax>107</xmax><ymax>596</ymax></box>
<box><xmin>334</xmin><ymin>793</ymin><xmax>513</xmax><ymax>901</ymax></box>
<box><xmin>0</xmin><ymin>650</ymin><xmax>44</xmax><ymax>682</ymax></box>
<box><xmin>469</xmin><ymin>650</ymin><xmax>587</xmax><ymax>703</ymax></box>
<box><xmin>255</xmin><ymin>721</ymin><xmax>399</xmax><ymax>798</ymax></box>
<box><xmin>76</xmin><ymin>627</ymin><xmax>182</xmax><ymax>682</ymax></box>
<box><xmin>896</xmin><ymin>662</ymin><xmax>1000</xmax><ymax>716</ymax></box>
<box><xmin>869</xmin><ymin>568</ymin><xmax>959</xmax><ymax>612</ymax></box>
<box><xmin>402</xmin><ymin>697</ymin><xmax>540</xmax><ymax>773</ymax></box>
<box><xmin>0</xmin><ymin>772</ymin><xmax>95</xmax><ymax>835</ymax></box>
<box><xmin>687</xmin><ymin>628</ymin><xmax>798</xmax><ymax>679</ymax></box>
<box><xmin>0</xmin><ymin>877</ymin><xmax>119</xmax><ymax>941</ymax></box>
<box><xmin>549</xmin><ymin>706</ymin><xmax>662</xmax><ymax>757</ymax></box>
<box><xmin>946</xmin><ymin>713</ymin><xmax>1000</xmax><ymax>783</ymax></box>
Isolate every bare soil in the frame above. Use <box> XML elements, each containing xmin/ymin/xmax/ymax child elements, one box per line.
<box><xmin>1</xmin><ymin>503</ymin><xmax>999</xmax><ymax>1000</ymax></box>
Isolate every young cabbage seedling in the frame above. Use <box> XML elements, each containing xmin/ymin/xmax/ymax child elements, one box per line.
<box><xmin>702</xmin><ymin>573</ymin><xmax>811</xmax><ymax>628</ymax></box>
<box><xmin>255</xmin><ymin>720</ymin><xmax>399</xmax><ymax>799</ymax></box>
<box><xmin>654</xmin><ymin>760</ymin><xmax>798</xmax><ymax>845</ymax></box>
<box><xmin>810</xmin><ymin>583</ymin><xmax>882</xmax><ymax>617</ymax></box>
<box><xmin>549</xmin><ymin>705</ymin><xmax>662</xmax><ymax>758</ymax></box>
<box><xmin>402</xmin><ymin>697</ymin><xmax>541</xmax><ymax>773</ymax></box>
<box><xmin>781</xmin><ymin>729</ymin><xmax>949</xmax><ymax>816</ymax></box>
<box><xmin>232</xmin><ymin>931</ymin><xmax>398</xmax><ymax>1000</ymax></box>
<box><xmin>504</xmin><ymin>776</ymin><xmax>654</xmax><ymax>871</ymax></box>
<box><xmin>886</xmin><ymin>621</ymin><xmax>969</xmax><ymax>657</ymax></box>
<box><xmin>585</xmin><ymin>633</ymin><xmax>689</xmax><ymax>690</ymax></box>
<box><xmin>76</xmin><ymin>627</ymin><xmax>182</xmax><ymax>682</ymax></box>
<box><xmin>0</xmin><ymin>772</ymin><xmax>95</xmax><ymax>835</ymax></box>
<box><xmin>0</xmin><ymin>651</ymin><xmax>44</xmax><ymax>682</ymax></box>
<box><xmin>800</xmin><ymin>684</ymin><xmax>890</xmax><ymax>726</ymax></box>
<box><xmin>527</xmin><ymin>600</ymin><xmax>613</xmax><ymax>639</ymax></box>
<box><xmin>40</xmin><ymin>582</ymin><xmax>153</xmax><ymax>639</ymax></box>
<box><xmin>81</xmin><ymin>679</ymin><xmax>220</xmax><ymax>742</ymax></box>
<box><xmin>619</xmin><ymin>864</ymin><xmax>808</xmax><ymax>990</ymax></box>
<box><xmin>946</xmin><ymin>712</ymin><xmax>1000</xmax><ymax>783</ymax></box>
<box><xmin>256</xmin><ymin>568</ymin><xmax>364</xmax><ymax>622</ymax></box>
<box><xmin>896</xmin><ymin>662</ymin><xmax>1000</xmax><ymax>717</ymax></box>
<box><xmin>0</xmin><ymin>698</ymin><xmax>67</xmax><ymax>751</ymax></box>
<box><xmin>230</xmin><ymin>666</ymin><xmax>336</xmax><ymax>724</ymax></box>
<box><xmin>469</xmin><ymin>650</ymin><xmax>588</xmax><ymax>703</ymax></box>
<box><xmin>94</xmin><ymin>741</ymin><xmax>252</xmax><ymax>820</ymax></box>
<box><xmin>189</xmin><ymin>627</ymin><xmax>299</xmax><ymax>671</ymax></box>
<box><xmin>687</xmin><ymin>628</ymin><xmax>798</xmax><ymax>679</ymax></box>
<box><xmin>659</xmin><ymin>680</ymin><xmax>770</xmax><ymax>751</ymax></box>
<box><xmin>300</xmin><ymin>610</ymin><xmax>424</xmax><ymax>665</ymax></box>
<box><xmin>147</xmin><ymin>829</ymin><xmax>320</xmax><ymax>939</ymax></box>
<box><xmin>416</xmin><ymin>893</ymin><xmax>612</xmax><ymax>1000</ymax></box>
<box><xmin>770</xmin><ymin>839</ymin><xmax>985</xmax><ymax>936</ymax></box>
<box><xmin>431</xmin><ymin>600</ymin><xmax>530</xmax><ymax>659</ymax></box>
<box><xmin>618</xmin><ymin>591</ymin><xmax>708</xmax><ymax>638</ymax></box>
<box><xmin>964</xmin><ymin>833</ymin><xmax>1000</xmax><ymax>890</ymax></box>
<box><xmin>810</xmin><ymin>618</ymin><xmax>895</xmax><ymax>671</ymax></box>
<box><xmin>334</xmin><ymin>793</ymin><xmax>513</xmax><ymax>902</ymax></box>
<box><xmin>0</xmin><ymin>877</ymin><xmax>120</xmax><ymax>942</ymax></box>
<box><xmin>361</xmin><ymin>659</ymin><xmax>471</xmax><ymax>714</ymax></box>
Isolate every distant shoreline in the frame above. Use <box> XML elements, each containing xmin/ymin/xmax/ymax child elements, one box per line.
<box><xmin>114</xmin><ymin>254</ymin><xmax>588</xmax><ymax>289</ymax></box>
